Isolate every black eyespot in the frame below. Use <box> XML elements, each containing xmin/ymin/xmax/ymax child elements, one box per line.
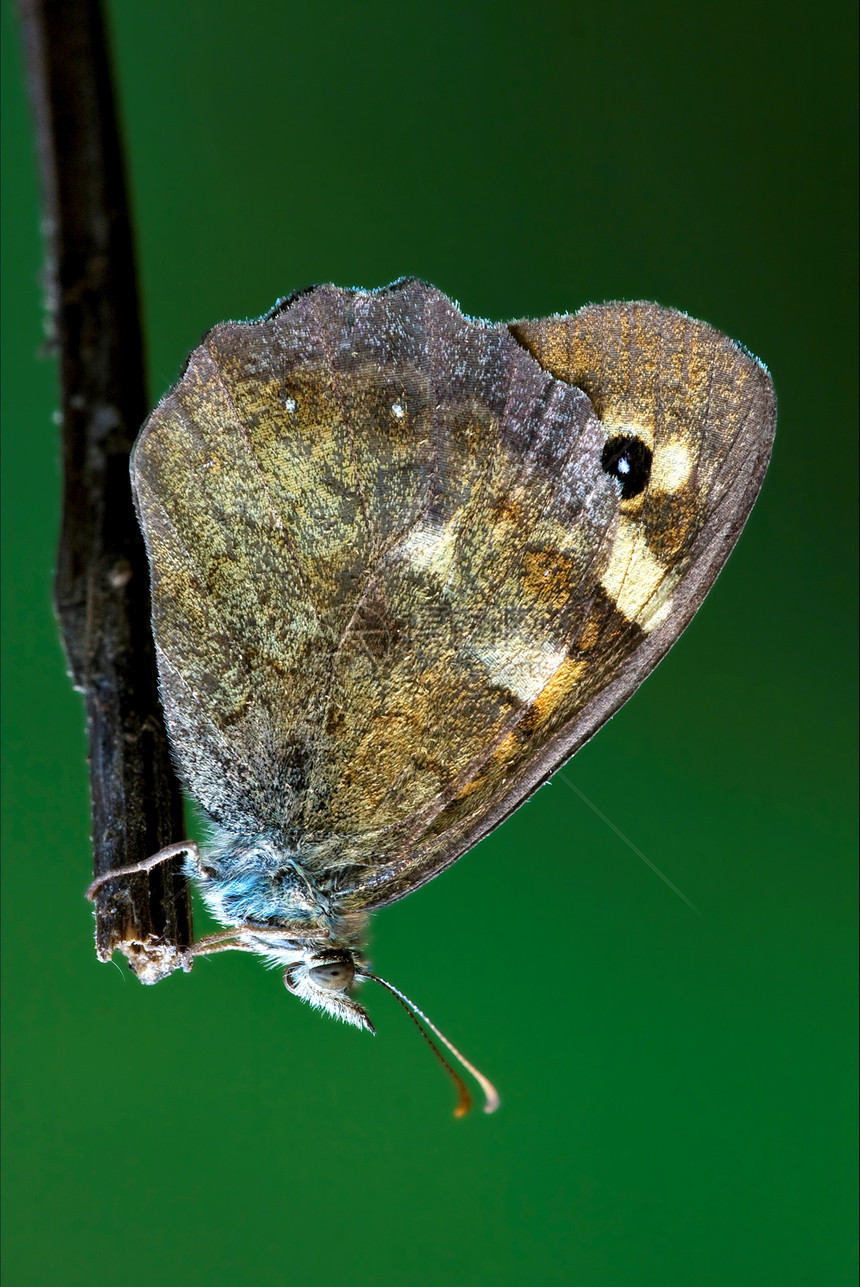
<box><xmin>601</xmin><ymin>435</ymin><xmax>652</xmax><ymax>500</ymax></box>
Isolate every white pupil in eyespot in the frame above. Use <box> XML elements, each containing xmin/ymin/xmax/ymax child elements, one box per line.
<box><xmin>617</xmin><ymin>457</ymin><xmax>630</xmax><ymax>474</ymax></box>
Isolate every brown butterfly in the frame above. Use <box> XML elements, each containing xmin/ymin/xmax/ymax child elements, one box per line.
<box><xmin>88</xmin><ymin>279</ymin><xmax>775</xmax><ymax>1114</ymax></box>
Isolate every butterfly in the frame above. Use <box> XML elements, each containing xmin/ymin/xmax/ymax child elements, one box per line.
<box><xmin>88</xmin><ymin>279</ymin><xmax>775</xmax><ymax>1114</ymax></box>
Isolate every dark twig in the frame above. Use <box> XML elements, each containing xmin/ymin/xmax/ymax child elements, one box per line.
<box><xmin>19</xmin><ymin>0</ymin><xmax>192</xmax><ymax>981</ymax></box>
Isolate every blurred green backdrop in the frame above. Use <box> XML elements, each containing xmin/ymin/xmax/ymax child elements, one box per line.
<box><xmin>2</xmin><ymin>2</ymin><xmax>857</xmax><ymax>1285</ymax></box>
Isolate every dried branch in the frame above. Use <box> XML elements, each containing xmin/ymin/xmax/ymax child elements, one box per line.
<box><xmin>19</xmin><ymin>0</ymin><xmax>192</xmax><ymax>981</ymax></box>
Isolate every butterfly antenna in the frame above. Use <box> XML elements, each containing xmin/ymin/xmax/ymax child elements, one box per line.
<box><xmin>360</xmin><ymin>971</ymin><xmax>500</xmax><ymax>1117</ymax></box>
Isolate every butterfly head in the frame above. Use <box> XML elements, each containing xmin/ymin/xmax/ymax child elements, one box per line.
<box><xmin>283</xmin><ymin>946</ymin><xmax>374</xmax><ymax>1032</ymax></box>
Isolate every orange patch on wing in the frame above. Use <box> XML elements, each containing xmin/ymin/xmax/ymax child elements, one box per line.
<box><xmin>521</xmin><ymin>547</ymin><xmax>581</xmax><ymax>607</ymax></box>
<box><xmin>577</xmin><ymin>616</ymin><xmax>603</xmax><ymax>651</ymax></box>
<box><xmin>531</xmin><ymin>656</ymin><xmax>587</xmax><ymax>721</ymax></box>
<box><xmin>487</xmin><ymin>655</ymin><xmax>587</xmax><ymax>774</ymax></box>
<box><xmin>489</xmin><ymin>729</ymin><xmax>520</xmax><ymax>766</ymax></box>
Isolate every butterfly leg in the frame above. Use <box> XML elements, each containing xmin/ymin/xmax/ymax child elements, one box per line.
<box><xmin>191</xmin><ymin>924</ymin><xmax>331</xmax><ymax>956</ymax></box>
<box><xmin>191</xmin><ymin>938</ymin><xmax>258</xmax><ymax>957</ymax></box>
<box><xmin>84</xmin><ymin>840</ymin><xmax>199</xmax><ymax>901</ymax></box>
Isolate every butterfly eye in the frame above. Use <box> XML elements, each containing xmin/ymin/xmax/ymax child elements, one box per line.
<box><xmin>601</xmin><ymin>434</ymin><xmax>653</xmax><ymax>500</ymax></box>
<box><xmin>308</xmin><ymin>959</ymin><xmax>355</xmax><ymax>991</ymax></box>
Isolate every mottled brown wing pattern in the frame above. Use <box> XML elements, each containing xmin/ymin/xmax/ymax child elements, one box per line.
<box><xmin>132</xmin><ymin>282</ymin><xmax>775</xmax><ymax>912</ymax></box>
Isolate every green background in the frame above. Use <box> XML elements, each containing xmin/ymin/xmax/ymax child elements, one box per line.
<box><xmin>2</xmin><ymin>2</ymin><xmax>857</xmax><ymax>1284</ymax></box>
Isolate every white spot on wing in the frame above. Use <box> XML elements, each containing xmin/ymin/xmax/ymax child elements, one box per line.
<box><xmin>284</xmin><ymin>397</ymin><xmax>297</xmax><ymax>413</ymax></box>
<box><xmin>643</xmin><ymin>594</ymin><xmax>674</xmax><ymax>632</ymax></box>
<box><xmin>399</xmin><ymin>522</ymin><xmax>459</xmax><ymax>577</ymax></box>
<box><xmin>600</xmin><ymin>515</ymin><xmax>678</xmax><ymax>630</ymax></box>
<box><xmin>391</xmin><ymin>402</ymin><xmax>404</xmax><ymax>419</ymax></box>
<box><xmin>651</xmin><ymin>437</ymin><xmax>693</xmax><ymax>491</ymax></box>
<box><xmin>474</xmin><ymin>638</ymin><xmax>569</xmax><ymax>704</ymax></box>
